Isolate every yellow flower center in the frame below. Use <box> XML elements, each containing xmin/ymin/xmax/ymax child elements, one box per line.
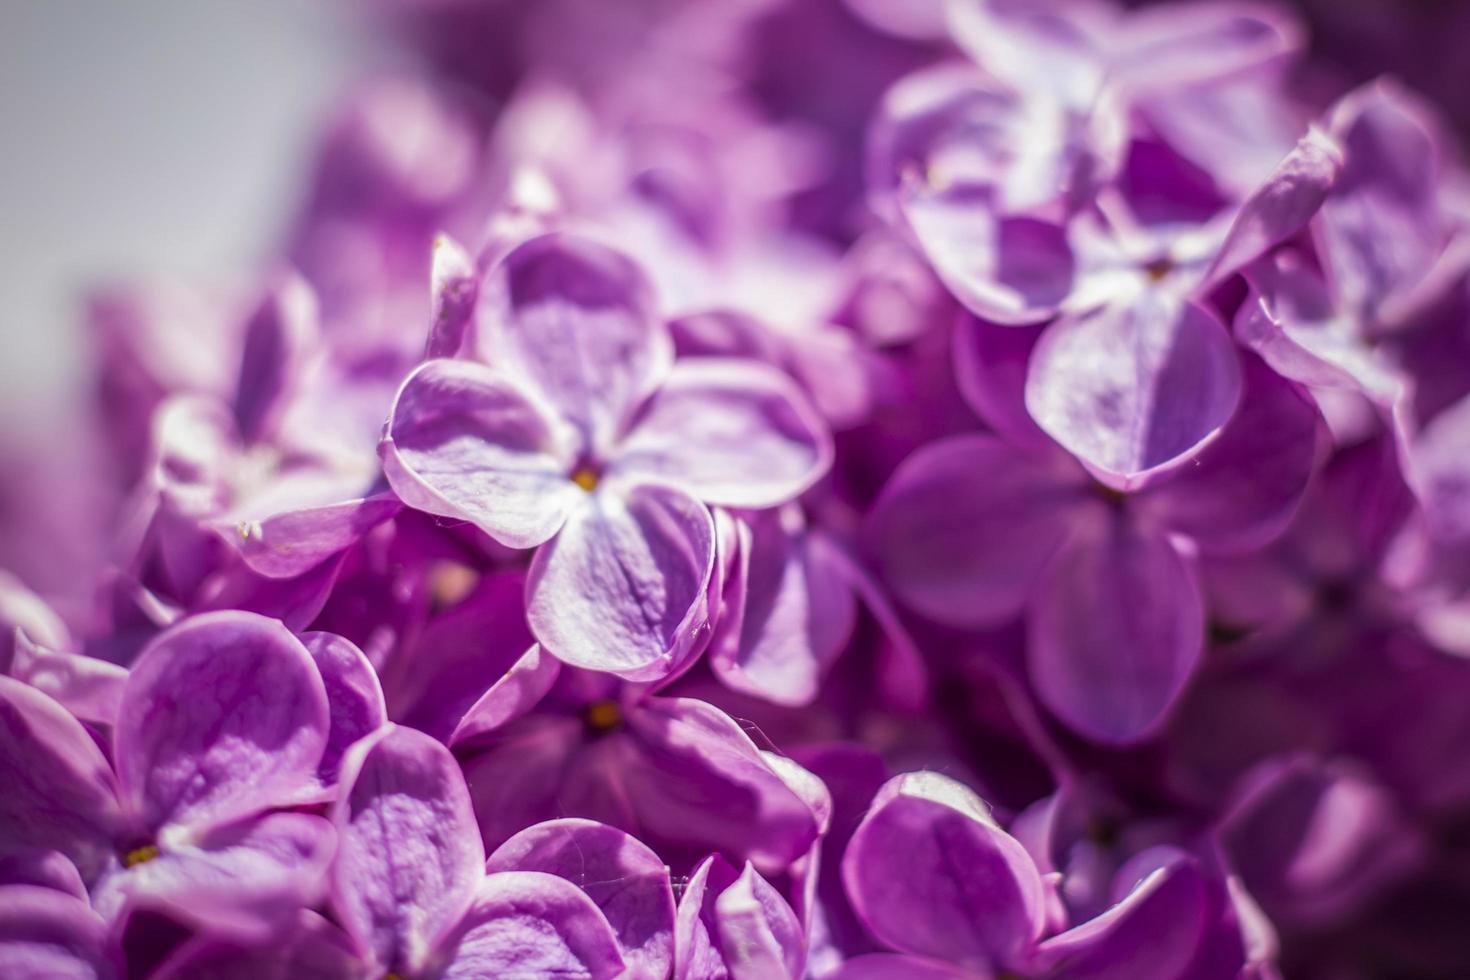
<box><xmin>583</xmin><ymin>699</ymin><xmax>622</xmax><ymax>733</ymax></box>
<box><xmin>572</xmin><ymin>467</ymin><xmax>600</xmax><ymax>492</ymax></box>
<box><xmin>123</xmin><ymin>844</ymin><xmax>160</xmax><ymax>868</ymax></box>
<box><xmin>428</xmin><ymin>562</ymin><xmax>479</xmax><ymax>609</ymax></box>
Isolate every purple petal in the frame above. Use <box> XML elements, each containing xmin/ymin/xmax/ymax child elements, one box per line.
<box><xmin>674</xmin><ymin>855</ymin><xmax>805</xmax><ymax>980</ymax></box>
<box><xmin>9</xmin><ymin>632</ymin><xmax>127</xmax><ymax>728</ymax></box>
<box><xmin>233</xmin><ymin>271</ymin><xmax>318</xmax><ymax>446</ymax></box>
<box><xmin>711</xmin><ymin>507</ymin><xmax>857</xmax><ymax>706</ymax></box>
<box><xmin>93</xmin><ymin>812</ymin><xmax>335</xmax><ymax>945</ymax></box>
<box><xmin>0</xmin><ymin>571</ymin><xmax>71</xmax><ymax>672</ymax></box>
<box><xmin>1031</xmin><ymin>855</ymin><xmax>1209</xmax><ymax>979</ymax></box>
<box><xmin>437</xmin><ymin>871</ymin><xmax>627</xmax><ymax>980</ymax></box>
<box><xmin>448</xmin><ymin>644</ymin><xmax>562</xmax><ymax>747</ymax></box>
<box><xmin>623</xmin><ymin>697</ymin><xmax>824</xmax><ymax>872</ymax></box>
<box><xmin>1409</xmin><ymin>392</ymin><xmax>1470</xmax><ymax>552</ymax></box>
<box><xmin>331</xmin><ymin>725</ymin><xmax>484</xmax><ymax>976</ymax></box>
<box><xmin>486</xmin><ymin>818</ymin><xmax>675</xmax><ymax>979</ymax></box>
<box><xmin>461</xmin><ymin>716</ymin><xmax>585</xmax><ymax>854</ymax></box>
<box><xmin>114</xmin><ymin>612</ymin><xmax>329</xmax><ymax>834</ymax></box>
<box><xmin>1116</xmin><ymin>4</ymin><xmax>1301</xmax><ymax>91</ymax></box>
<box><xmin>1139</xmin><ymin>353</ymin><xmax>1323</xmax><ymax>553</ymax></box>
<box><xmin>1025</xmin><ymin>291</ymin><xmax>1242</xmax><ymax>488</ymax></box>
<box><xmin>866</xmin><ymin>435</ymin><xmax>1089</xmax><ymax>628</ymax></box>
<box><xmin>1235</xmin><ymin>250</ymin><xmax>1404</xmax><ymax>403</ymax></box>
<box><xmin>150</xmin><ymin>911</ymin><xmax>361</xmax><ymax>980</ymax></box>
<box><xmin>952</xmin><ymin>313</ymin><xmax>1051</xmax><ymax>448</ymax></box>
<box><xmin>0</xmin><ymin>677</ymin><xmax>121</xmax><ymax>881</ymax></box>
<box><xmin>476</xmin><ymin>232</ymin><xmax>671</xmax><ymax>457</ymax></box>
<box><xmin>842</xmin><ymin>772</ymin><xmax>1045</xmax><ymax>971</ymax></box>
<box><xmin>613</xmin><ymin>358</ymin><xmax>833</xmax><ymax>509</ymax></box>
<box><xmin>299</xmin><ymin>631</ymin><xmax>387</xmax><ymax>783</ymax></box>
<box><xmin>1028</xmin><ymin>518</ymin><xmax>1204</xmax><ymax>744</ymax></box>
<box><xmin>0</xmin><ymin>884</ymin><xmax>116</xmax><ymax>980</ymax></box>
<box><xmin>228</xmin><ymin>493</ymin><xmax>402</xmax><ymax>580</ymax></box>
<box><xmin>426</xmin><ymin>233</ymin><xmax>480</xmax><ymax>360</ymax></box>
<box><xmin>1203</xmin><ymin>129</ymin><xmax>1342</xmax><ymax>288</ymax></box>
<box><xmin>527</xmin><ymin>485</ymin><xmax>714</xmax><ymax>680</ymax></box>
<box><xmin>1318</xmin><ymin>80</ymin><xmax>1452</xmax><ymax>326</ymax></box>
<box><xmin>0</xmin><ymin>851</ymin><xmax>88</xmax><ymax>899</ymax></box>
<box><xmin>381</xmin><ymin>358</ymin><xmax>582</xmax><ymax>549</ymax></box>
<box><xmin>828</xmin><ymin>953</ymin><xmax>976</xmax><ymax>980</ymax></box>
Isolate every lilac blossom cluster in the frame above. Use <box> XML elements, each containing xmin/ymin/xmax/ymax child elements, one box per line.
<box><xmin>4</xmin><ymin>0</ymin><xmax>1470</xmax><ymax>976</ymax></box>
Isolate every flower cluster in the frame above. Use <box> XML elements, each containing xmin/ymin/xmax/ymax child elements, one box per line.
<box><xmin>4</xmin><ymin>0</ymin><xmax>1470</xmax><ymax>976</ymax></box>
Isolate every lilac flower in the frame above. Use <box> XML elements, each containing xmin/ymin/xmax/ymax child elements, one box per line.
<box><xmin>382</xmin><ymin>231</ymin><xmax>833</xmax><ymax>679</ymax></box>
<box><xmin>836</xmin><ymin>772</ymin><xmax>1266</xmax><ymax>979</ymax></box>
<box><xmin>0</xmin><ymin>612</ymin><xmax>341</xmax><ymax>941</ymax></box>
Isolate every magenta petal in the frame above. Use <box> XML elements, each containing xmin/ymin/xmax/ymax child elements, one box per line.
<box><xmin>115</xmin><ymin>612</ymin><xmax>329</xmax><ymax>835</ymax></box>
<box><xmin>448</xmin><ymin>644</ymin><xmax>562</xmax><ymax>747</ymax></box>
<box><xmin>0</xmin><ymin>678</ymin><xmax>121</xmax><ymax>882</ymax></box>
<box><xmin>477</xmin><ymin>232</ymin><xmax>672</xmax><ymax>456</ymax></box>
<box><xmin>828</xmin><ymin>953</ymin><xmax>977</xmax><ymax>980</ymax></box>
<box><xmin>9</xmin><ymin>632</ymin><xmax>127</xmax><ymax>728</ymax></box>
<box><xmin>437</xmin><ymin>871</ymin><xmax>627</xmax><ymax>980</ymax></box>
<box><xmin>1203</xmin><ymin>129</ymin><xmax>1342</xmax><ymax>288</ymax></box>
<box><xmin>331</xmin><ymin>725</ymin><xmax>484</xmax><ymax>975</ymax></box>
<box><xmin>842</xmin><ymin>772</ymin><xmax>1045</xmax><ymax>971</ymax></box>
<box><xmin>486</xmin><ymin>818</ymin><xmax>675</xmax><ymax>979</ymax></box>
<box><xmin>623</xmin><ymin>697</ymin><xmax>823</xmax><ymax>871</ymax></box>
<box><xmin>150</xmin><ymin>910</ymin><xmax>361</xmax><ymax>980</ymax></box>
<box><xmin>426</xmin><ymin>234</ymin><xmax>480</xmax><ymax>360</ymax></box>
<box><xmin>229</xmin><ymin>493</ymin><xmax>402</xmax><ymax>580</ymax></box>
<box><xmin>95</xmin><ymin>812</ymin><xmax>336</xmax><ymax>945</ymax></box>
<box><xmin>1025</xmin><ymin>292</ymin><xmax>1242</xmax><ymax>488</ymax></box>
<box><xmin>867</xmin><ymin>435</ymin><xmax>1089</xmax><ymax>628</ymax></box>
<box><xmin>614</xmin><ymin>359</ymin><xmax>833</xmax><ymax>509</ymax></box>
<box><xmin>299</xmin><ymin>631</ymin><xmax>386</xmax><ymax>782</ymax></box>
<box><xmin>952</xmin><ymin>312</ymin><xmax>1051</xmax><ymax>448</ymax></box>
<box><xmin>1031</xmin><ymin>856</ymin><xmax>1208</xmax><ymax>979</ymax></box>
<box><xmin>382</xmin><ymin>358</ymin><xmax>581</xmax><ymax>549</ymax></box>
<box><xmin>1318</xmin><ymin>80</ymin><xmax>1451</xmax><ymax>325</ymax></box>
<box><xmin>527</xmin><ymin>486</ymin><xmax>714</xmax><ymax>680</ymax></box>
<box><xmin>711</xmin><ymin>507</ymin><xmax>857</xmax><ymax>707</ymax></box>
<box><xmin>0</xmin><ymin>851</ymin><xmax>88</xmax><ymax>899</ymax></box>
<box><xmin>674</xmin><ymin>855</ymin><xmax>804</xmax><ymax>980</ymax></box>
<box><xmin>1116</xmin><ymin>3</ymin><xmax>1301</xmax><ymax>90</ymax></box>
<box><xmin>232</xmin><ymin>271</ymin><xmax>318</xmax><ymax>446</ymax></box>
<box><xmin>1027</xmin><ymin>519</ymin><xmax>1204</xmax><ymax>744</ymax></box>
<box><xmin>1139</xmin><ymin>353</ymin><xmax>1323</xmax><ymax>554</ymax></box>
<box><xmin>0</xmin><ymin>884</ymin><xmax>117</xmax><ymax>980</ymax></box>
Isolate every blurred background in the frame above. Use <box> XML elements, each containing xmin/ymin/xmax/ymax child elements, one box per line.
<box><xmin>3</xmin><ymin>0</ymin><xmax>1468</xmax><ymax>419</ymax></box>
<box><xmin>0</xmin><ymin>1</ymin><xmax>359</xmax><ymax>420</ymax></box>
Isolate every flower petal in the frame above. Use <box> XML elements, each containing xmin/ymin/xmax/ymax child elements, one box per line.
<box><xmin>0</xmin><ymin>884</ymin><xmax>116</xmax><ymax>980</ymax></box>
<box><xmin>476</xmin><ymin>232</ymin><xmax>671</xmax><ymax>456</ymax></box>
<box><xmin>232</xmin><ymin>271</ymin><xmax>318</xmax><ymax>446</ymax></box>
<box><xmin>1025</xmin><ymin>291</ymin><xmax>1242</xmax><ymax>488</ymax></box>
<box><xmin>331</xmin><ymin>725</ymin><xmax>484</xmax><ymax>975</ymax></box>
<box><xmin>115</xmin><ymin>612</ymin><xmax>329</xmax><ymax>835</ymax></box>
<box><xmin>828</xmin><ymin>954</ymin><xmax>976</xmax><ymax>980</ymax></box>
<box><xmin>623</xmin><ymin>697</ymin><xmax>824</xmax><ymax>872</ymax></box>
<box><xmin>527</xmin><ymin>486</ymin><xmax>714</xmax><ymax>680</ymax></box>
<box><xmin>866</xmin><ymin>435</ymin><xmax>1089</xmax><ymax>628</ymax></box>
<box><xmin>1028</xmin><ymin>518</ymin><xmax>1204</xmax><ymax>744</ymax></box>
<box><xmin>382</xmin><ymin>358</ymin><xmax>581</xmax><ymax>549</ymax></box>
<box><xmin>711</xmin><ymin>507</ymin><xmax>857</xmax><ymax>707</ymax></box>
<box><xmin>613</xmin><ymin>359</ymin><xmax>833</xmax><ymax>509</ymax></box>
<box><xmin>1139</xmin><ymin>352</ymin><xmax>1323</xmax><ymax>553</ymax></box>
<box><xmin>486</xmin><ymin>818</ymin><xmax>675</xmax><ymax>979</ymax></box>
<box><xmin>94</xmin><ymin>812</ymin><xmax>335</xmax><ymax>945</ymax></box>
<box><xmin>437</xmin><ymin>871</ymin><xmax>627</xmax><ymax>980</ymax></box>
<box><xmin>228</xmin><ymin>493</ymin><xmax>402</xmax><ymax>580</ymax></box>
<box><xmin>448</xmin><ymin>645</ymin><xmax>562</xmax><ymax>747</ymax></box>
<box><xmin>0</xmin><ymin>678</ymin><xmax>121</xmax><ymax>881</ymax></box>
<box><xmin>842</xmin><ymin>772</ymin><xmax>1045</xmax><ymax>971</ymax></box>
<box><xmin>150</xmin><ymin>910</ymin><xmax>360</xmax><ymax>980</ymax></box>
<box><xmin>9</xmin><ymin>632</ymin><xmax>127</xmax><ymax>728</ymax></box>
<box><xmin>674</xmin><ymin>855</ymin><xmax>804</xmax><ymax>980</ymax></box>
<box><xmin>299</xmin><ymin>632</ymin><xmax>386</xmax><ymax>783</ymax></box>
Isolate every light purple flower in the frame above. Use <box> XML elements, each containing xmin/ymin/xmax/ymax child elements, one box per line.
<box><xmin>382</xmin><ymin>231</ymin><xmax>833</xmax><ymax>679</ymax></box>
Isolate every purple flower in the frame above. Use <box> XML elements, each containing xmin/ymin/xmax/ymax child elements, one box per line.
<box><xmin>382</xmin><ymin>231</ymin><xmax>833</xmax><ymax>679</ymax></box>
<box><xmin>0</xmin><ymin>612</ymin><xmax>346</xmax><ymax>941</ymax></box>
<box><xmin>870</xmin><ymin>346</ymin><xmax>1322</xmax><ymax>742</ymax></box>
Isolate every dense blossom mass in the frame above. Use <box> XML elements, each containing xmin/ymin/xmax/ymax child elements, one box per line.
<box><xmin>4</xmin><ymin>0</ymin><xmax>1470</xmax><ymax>976</ymax></box>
